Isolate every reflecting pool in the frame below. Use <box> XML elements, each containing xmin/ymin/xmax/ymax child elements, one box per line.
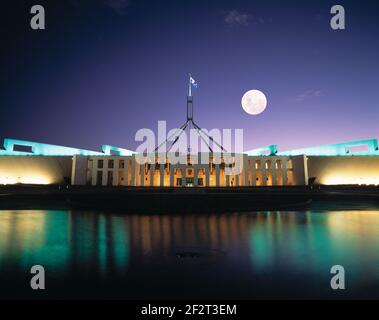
<box><xmin>1</xmin><ymin>201</ymin><xmax>379</xmax><ymax>299</ymax></box>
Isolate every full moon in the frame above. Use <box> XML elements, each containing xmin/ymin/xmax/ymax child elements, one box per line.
<box><xmin>241</xmin><ymin>90</ymin><xmax>267</xmax><ymax>115</ymax></box>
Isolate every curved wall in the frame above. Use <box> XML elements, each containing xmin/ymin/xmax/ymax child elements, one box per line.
<box><xmin>308</xmin><ymin>156</ymin><xmax>379</xmax><ymax>185</ymax></box>
<box><xmin>0</xmin><ymin>156</ymin><xmax>72</xmax><ymax>185</ymax></box>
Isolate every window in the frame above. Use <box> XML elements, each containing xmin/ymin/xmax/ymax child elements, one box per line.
<box><xmin>13</xmin><ymin>144</ymin><xmax>33</xmax><ymax>153</ymax></box>
<box><xmin>98</xmin><ymin>160</ymin><xmax>104</xmax><ymax>169</ymax></box>
<box><xmin>185</xmin><ymin>178</ymin><xmax>194</xmax><ymax>186</ymax></box>
<box><xmin>119</xmin><ymin>160</ymin><xmax>125</xmax><ymax>169</ymax></box>
<box><xmin>108</xmin><ymin>160</ymin><xmax>114</xmax><ymax>169</ymax></box>
<box><xmin>176</xmin><ymin>178</ymin><xmax>182</xmax><ymax>186</ymax></box>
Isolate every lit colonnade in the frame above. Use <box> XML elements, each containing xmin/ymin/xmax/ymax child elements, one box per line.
<box><xmin>79</xmin><ymin>152</ymin><xmax>304</xmax><ymax>187</ymax></box>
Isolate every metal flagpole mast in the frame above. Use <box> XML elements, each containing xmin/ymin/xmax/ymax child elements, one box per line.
<box><xmin>188</xmin><ymin>73</ymin><xmax>191</xmax><ymax>153</ymax></box>
<box><xmin>154</xmin><ymin>74</ymin><xmax>228</xmax><ymax>154</ymax></box>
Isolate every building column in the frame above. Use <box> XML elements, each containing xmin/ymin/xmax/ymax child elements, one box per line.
<box><xmin>282</xmin><ymin>159</ymin><xmax>287</xmax><ymax>186</ymax></box>
<box><xmin>215</xmin><ymin>164</ymin><xmax>220</xmax><ymax>187</ymax></box>
<box><xmin>272</xmin><ymin>159</ymin><xmax>278</xmax><ymax>186</ymax></box>
<box><xmin>251</xmin><ymin>160</ymin><xmax>256</xmax><ymax>186</ymax></box>
<box><xmin>131</xmin><ymin>158</ymin><xmax>136</xmax><ymax>186</ymax></box>
<box><xmin>160</xmin><ymin>164</ymin><xmax>164</xmax><ymax>187</ymax></box>
<box><xmin>262</xmin><ymin>161</ymin><xmax>267</xmax><ymax>186</ymax></box>
<box><xmin>222</xmin><ymin>166</ymin><xmax>227</xmax><ymax>187</ymax></box>
<box><xmin>91</xmin><ymin>161</ymin><xmax>97</xmax><ymax>186</ymax></box>
<box><xmin>124</xmin><ymin>159</ymin><xmax>129</xmax><ymax>186</ymax></box>
<box><xmin>205</xmin><ymin>165</ymin><xmax>210</xmax><ymax>187</ymax></box>
<box><xmin>112</xmin><ymin>169</ymin><xmax>118</xmax><ymax>186</ymax></box>
<box><xmin>170</xmin><ymin>165</ymin><xmax>175</xmax><ymax>187</ymax></box>
<box><xmin>242</xmin><ymin>155</ymin><xmax>248</xmax><ymax>186</ymax></box>
<box><xmin>140</xmin><ymin>164</ymin><xmax>145</xmax><ymax>186</ymax></box>
<box><xmin>226</xmin><ymin>173</ymin><xmax>230</xmax><ymax>187</ymax></box>
<box><xmin>102</xmin><ymin>169</ymin><xmax>108</xmax><ymax>186</ymax></box>
<box><xmin>150</xmin><ymin>163</ymin><xmax>154</xmax><ymax>186</ymax></box>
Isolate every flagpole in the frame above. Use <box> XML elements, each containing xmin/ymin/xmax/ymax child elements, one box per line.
<box><xmin>188</xmin><ymin>73</ymin><xmax>192</xmax><ymax>97</ymax></box>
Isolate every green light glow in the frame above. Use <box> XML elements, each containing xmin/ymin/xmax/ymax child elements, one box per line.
<box><xmin>102</xmin><ymin>145</ymin><xmax>136</xmax><ymax>156</ymax></box>
<box><xmin>2</xmin><ymin>138</ymin><xmax>378</xmax><ymax>158</ymax></box>
<box><xmin>0</xmin><ymin>138</ymin><xmax>135</xmax><ymax>157</ymax></box>
<box><xmin>277</xmin><ymin>139</ymin><xmax>379</xmax><ymax>156</ymax></box>
<box><xmin>245</xmin><ymin>145</ymin><xmax>278</xmax><ymax>156</ymax></box>
<box><xmin>0</xmin><ymin>138</ymin><xmax>103</xmax><ymax>156</ymax></box>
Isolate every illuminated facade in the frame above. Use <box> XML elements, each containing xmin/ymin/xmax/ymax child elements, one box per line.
<box><xmin>71</xmin><ymin>153</ymin><xmax>305</xmax><ymax>187</ymax></box>
<box><xmin>0</xmin><ymin>138</ymin><xmax>379</xmax><ymax>187</ymax></box>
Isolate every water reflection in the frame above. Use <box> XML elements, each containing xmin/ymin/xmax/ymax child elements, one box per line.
<box><xmin>1</xmin><ymin>207</ymin><xmax>379</xmax><ymax>298</ymax></box>
<box><xmin>127</xmin><ymin>214</ymin><xmax>251</xmax><ymax>257</ymax></box>
<box><xmin>249</xmin><ymin>211</ymin><xmax>379</xmax><ymax>277</ymax></box>
<box><xmin>0</xmin><ymin>211</ymin><xmax>130</xmax><ymax>278</ymax></box>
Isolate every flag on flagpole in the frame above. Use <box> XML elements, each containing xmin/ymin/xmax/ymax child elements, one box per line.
<box><xmin>190</xmin><ymin>76</ymin><xmax>198</xmax><ymax>88</ymax></box>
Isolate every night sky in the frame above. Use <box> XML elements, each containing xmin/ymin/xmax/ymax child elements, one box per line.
<box><xmin>1</xmin><ymin>0</ymin><xmax>379</xmax><ymax>152</ymax></box>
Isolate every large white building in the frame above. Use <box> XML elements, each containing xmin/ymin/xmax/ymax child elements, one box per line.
<box><xmin>1</xmin><ymin>137</ymin><xmax>379</xmax><ymax>187</ymax></box>
<box><xmin>3</xmin><ymin>77</ymin><xmax>378</xmax><ymax>188</ymax></box>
